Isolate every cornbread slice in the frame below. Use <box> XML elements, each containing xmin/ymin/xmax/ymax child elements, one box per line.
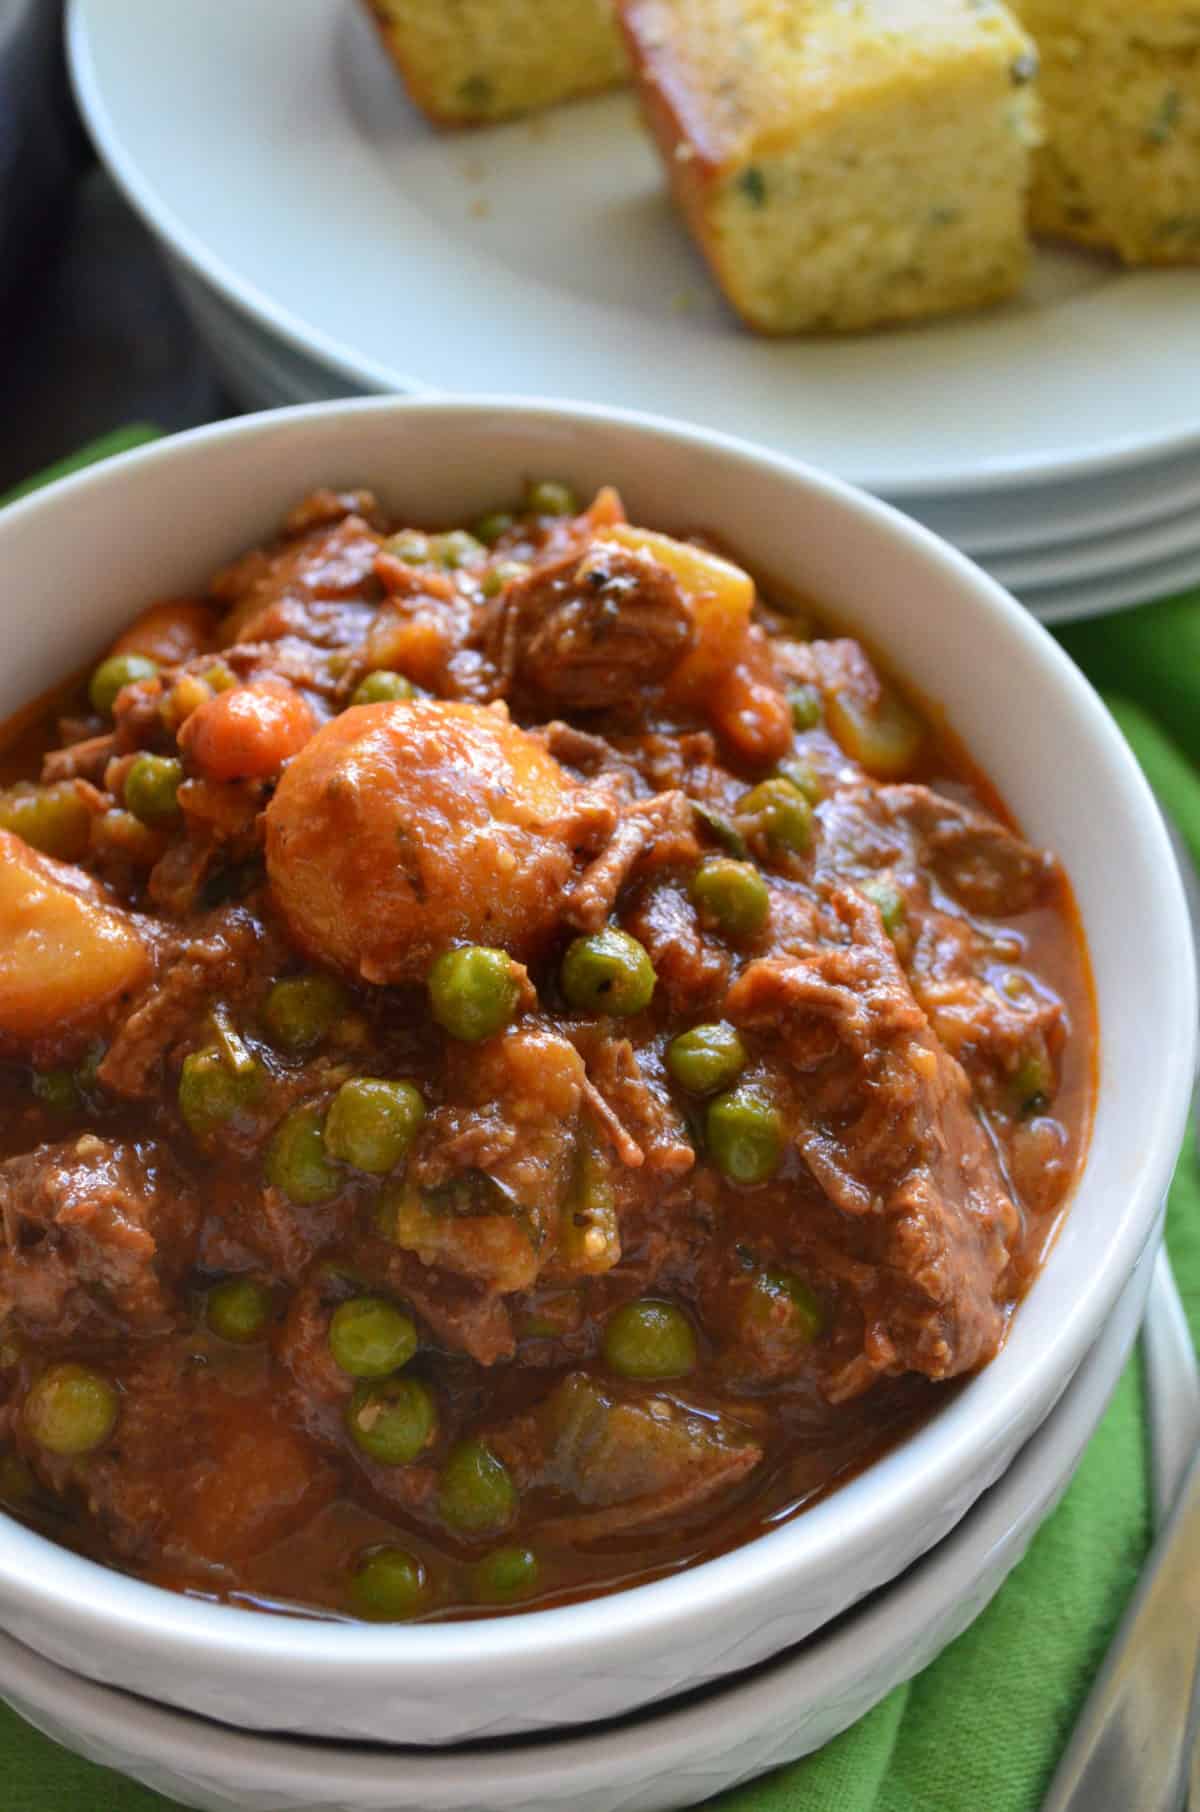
<box><xmin>1011</xmin><ymin>0</ymin><xmax>1200</xmax><ymax>265</ymax></box>
<box><xmin>618</xmin><ymin>0</ymin><xmax>1043</xmax><ymax>333</ymax></box>
<box><xmin>361</xmin><ymin>0</ymin><xmax>628</xmax><ymax>126</ymax></box>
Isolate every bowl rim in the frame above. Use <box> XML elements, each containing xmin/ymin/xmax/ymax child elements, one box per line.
<box><xmin>0</xmin><ymin>393</ymin><xmax>1193</xmax><ymax>1687</ymax></box>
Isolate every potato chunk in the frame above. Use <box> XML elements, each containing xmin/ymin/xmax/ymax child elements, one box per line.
<box><xmin>264</xmin><ymin>700</ymin><xmax>585</xmax><ymax>984</ymax></box>
<box><xmin>0</xmin><ymin>830</ymin><xmax>150</xmax><ymax>1044</ymax></box>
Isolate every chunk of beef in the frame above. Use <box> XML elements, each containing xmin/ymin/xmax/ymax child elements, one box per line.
<box><xmin>20</xmin><ymin>1345</ymin><xmax>336</xmax><ymax>1575</ymax></box>
<box><xmin>214</xmin><ymin>515</ymin><xmax>383</xmax><ymax>648</ymax></box>
<box><xmin>622</xmin><ymin>879</ymin><xmax>730</xmax><ymax>1014</ymax></box>
<box><xmin>41</xmin><ymin>733</ymin><xmax>117</xmax><ymax>787</ymax></box>
<box><xmin>0</xmin><ymin>1136</ymin><xmax>199</xmax><ymax>1335</ymax></box>
<box><xmin>881</xmin><ymin>784</ymin><xmax>1051</xmax><ymax>917</ymax></box>
<box><xmin>725</xmin><ymin>889</ymin><xmax>1020</xmax><ymax>1396</ymax></box>
<box><xmin>98</xmin><ymin>906</ymin><xmax>277</xmax><ymax>1099</ymax></box>
<box><xmin>815</xmin><ymin>782</ymin><xmax>1051</xmax><ymax>920</ymax></box>
<box><xmin>489</xmin><ymin>1372</ymin><xmax>763</xmax><ymax>1541</ymax></box>
<box><xmin>493</xmin><ymin>541</ymin><xmax>695</xmax><ymax>710</ymax></box>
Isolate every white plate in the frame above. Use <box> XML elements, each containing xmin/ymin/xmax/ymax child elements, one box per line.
<box><xmin>907</xmin><ymin>454</ymin><xmax>1200</xmax><ymax>559</ymax></box>
<box><xmin>988</xmin><ymin>502</ymin><xmax>1200</xmax><ymax>590</ymax></box>
<box><xmin>1008</xmin><ymin>541</ymin><xmax>1200</xmax><ymax>625</ymax></box>
<box><xmin>0</xmin><ymin>1244</ymin><xmax>1153</xmax><ymax>1812</ymax></box>
<box><xmin>68</xmin><ymin>0</ymin><xmax>1200</xmax><ymax>499</ymax></box>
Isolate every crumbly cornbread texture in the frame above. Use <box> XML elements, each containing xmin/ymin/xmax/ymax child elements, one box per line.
<box><xmin>362</xmin><ymin>0</ymin><xmax>628</xmax><ymax>125</ymax></box>
<box><xmin>619</xmin><ymin>0</ymin><xmax>1042</xmax><ymax>333</ymax></box>
<box><xmin>1012</xmin><ymin>0</ymin><xmax>1200</xmax><ymax>265</ymax></box>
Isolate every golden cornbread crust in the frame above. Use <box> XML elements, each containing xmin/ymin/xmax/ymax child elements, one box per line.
<box><xmin>361</xmin><ymin>0</ymin><xmax>628</xmax><ymax>126</ymax></box>
<box><xmin>618</xmin><ymin>0</ymin><xmax>1042</xmax><ymax>334</ymax></box>
<box><xmin>1013</xmin><ymin>0</ymin><xmax>1200</xmax><ymax>265</ymax></box>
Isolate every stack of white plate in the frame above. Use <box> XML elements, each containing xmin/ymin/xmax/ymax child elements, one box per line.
<box><xmin>68</xmin><ymin>0</ymin><xmax>1200</xmax><ymax>630</ymax></box>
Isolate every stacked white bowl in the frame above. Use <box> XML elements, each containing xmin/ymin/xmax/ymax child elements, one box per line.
<box><xmin>0</xmin><ymin>397</ymin><xmax>1193</xmax><ymax>1812</ymax></box>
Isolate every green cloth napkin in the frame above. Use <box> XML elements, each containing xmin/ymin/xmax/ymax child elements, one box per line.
<box><xmin>2</xmin><ymin>433</ymin><xmax>1199</xmax><ymax>1812</ymax></box>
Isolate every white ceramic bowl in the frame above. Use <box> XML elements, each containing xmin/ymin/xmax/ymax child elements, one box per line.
<box><xmin>0</xmin><ymin>1243</ymin><xmax>1155</xmax><ymax>1812</ymax></box>
<box><xmin>0</xmin><ymin>398</ymin><xmax>1192</xmax><ymax>1745</ymax></box>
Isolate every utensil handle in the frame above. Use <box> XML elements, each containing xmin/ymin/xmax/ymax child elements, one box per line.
<box><xmin>1041</xmin><ymin>1442</ymin><xmax>1200</xmax><ymax>1812</ymax></box>
<box><xmin>1144</xmin><ymin>1248</ymin><xmax>1200</xmax><ymax>1527</ymax></box>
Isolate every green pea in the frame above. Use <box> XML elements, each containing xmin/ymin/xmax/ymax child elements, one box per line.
<box><xmin>861</xmin><ymin>876</ymin><xmax>906</xmax><ymax>937</ymax></box>
<box><xmin>0</xmin><ymin>782</ymin><xmax>92</xmax><ymax>860</ymax></box>
<box><xmin>473</xmin><ymin>1545</ymin><xmax>539</xmax><ymax>1604</ymax></box>
<box><xmin>429</xmin><ymin>530</ymin><xmax>485</xmax><ymax>570</ymax></box>
<box><xmin>777</xmin><ymin>755</ymin><xmax>824</xmax><ymax>805</ymax></box>
<box><xmin>89</xmin><ymin>653</ymin><xmax>159</xmax><ymax>718</ymax></box>
<box><xmin>745</xmin><ymin>1269</ymin><xmax>824</xmax><ymax>1346</ymax></box>
<box><xmin>383</xmin><ymin>529</ymin><xmax>430</xmax><ymax>564</ymax></box>
<box><xmin>603</xmin><ymin>1299</ymin><xmax>697</xmax><ymax>1380</ymax></box>
<box><xmin>329</xmin><ymin>1298</ymin><xmax>418</xmax><ymax>1378</ymax></box>
<box><xmin>206</xmin><ymin>1277</ymin><xmax>273</xmax><ymax>1343</ymax></box>
<box><xmin>32</xmin><ymin>1068</ymin><xmax>80</xmax><ymax>1115</ymax></box>
<box><xmin>690</xmin><ymin>858</ymin><xmax>770</xmax><ymax>939</ymax></box>
<box><xmin>178</xmin><ymin>1045</ymin><xmax>264</xmax><ymax>1139</ymax></box>
<box><xmin>351</xmin><ymin>670</ymin><xmax>415</xmax><ymax>707</ymax></box>
<box><xmin>428</xmin><ymin>945</ymin><xmax>520</xmax><ymax>1043</ymax></box>
<box><xmin>123</xmin><ymin>754</ymin><xmax>183</xmax><ymax>828</ymax></box>
<box><xmin>480</xmin><ymin>559</ymin><xmax>531</xmax><ymax>599</ymax></box>
<box><xmin>473</xmin><ymin>510</ymin><xmax>515</xmax><ymax>546</ymax></box>
<box><xmin>324</xmin><ymin>1077</ymin><xmax>425</xmax><ymax>1175</ymax></box>
<box><xmin>347</xmin><ymin>1546</ymin><xmax>430</xmax><ymax>1621</ymax></box>
<box><xmin>265</xmin><ymin>1104</ymin><xmax>341</xmax><ymax>1205</ymax></box>
<box><xmin>525</xmin><ymin>479</ymin><xmax>578</xmax><ymax>518</ymax></box>
<box><xmin>789</xmin><ymin>684</ymin><xmax>823</xmax><ymax>731</ymax></box>
<box><xmin>738</xmin><ymin>777</ymin><xmax>813</xmax><ymax>854</ymax></box>
<box><xmin>707</xmin><ymin>1084</ymin><xmax>783</xmax><ymax>1184</ymax></box>
<box><xmin>438</xmin><ymin>1438</ymin><xmax>517</xmax><ymax>1535</ymax></box>
<box><xmin>24</xmin><ymin>1362</ymin><xmax>118</xmax><ymax>1456</ymax></box>
<box><xmin>262</xmin><ymin>973</ymin><xmax>348</xmax><ymax>1053</ymax></box>
<box><xmin>666</xmin><ymin>1022</ymin><xmax>747</xmax><ymax>1096</ymax></box>
<box><xmin>346</xmin><ymin>1374</ymin><xmax>438</xmax><ymax>1466</ymax></box>
<box><xmin>560</xmin><ymin>928</ymin><xmax>655</xmax><ymax>1017</ymax></box>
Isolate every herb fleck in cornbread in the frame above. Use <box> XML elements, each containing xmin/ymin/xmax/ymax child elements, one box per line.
<box><xmin>618</xmin><ymin>0</ymin><xmax>1043</xmax><ymax>333</ymax></box>
<box><xmin>1011</xmin><ymin>0</ymin><xmax>1200</xmax><ymax>265</ymax></box>
<box><xmin>362</xmin><ymin>0</ymin><xmax>628</xmax><ymax>126</ymax></box>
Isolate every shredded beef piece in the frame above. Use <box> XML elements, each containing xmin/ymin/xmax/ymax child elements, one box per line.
<box><xmin>565</xmin><ymin>790</ymin><xmax>698</xmax><ymax>932</ymax></box>
<box><xmin>41</xmin><ymin>733</ymin><xmax>117</xmax><ymax>786</ymax></box>
<box><xmin>281</xmin><ymin>489</ymin><xmax>387</xmax><ymax>538</ymax></box>
<box><xmin>726</xmin><ymin>889</ymin><xmax>1019</xmax><ymax>1394</ymax></box>
<box><xmin>623</xmin><ymin>879</ymin><xmax>730</xmax><ymax>1013</ymax></box>
<box><xmin>582</xmin><ymin>1034</ymin><xmax>695</xmax><ymax>1177</ymax></box>
<box><xmin>493</xmin><ymin>542</ymin><xmax>695</xmax><ymax>710</ymax></box>
<box><xmin>0</xmin><ymin>1136</ymin><xmax>199</xmax><ymax>1335</ymax></box>
<box><xmin>538</xmin><ymin>720</ymin><xmax>625</xmax><ymax>777</ymax></box>
<box><xmin>98</xmin><ymin>906</ymin><xmax>276</xmax><ymax>1099</ymax></box>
